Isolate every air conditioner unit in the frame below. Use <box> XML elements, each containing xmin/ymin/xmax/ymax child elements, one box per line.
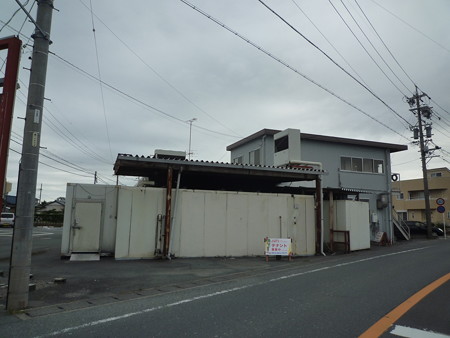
<box><xmin>154</xmin><ymin>149</ymin><xmax>186</xmax><ymax>160</ymax></box>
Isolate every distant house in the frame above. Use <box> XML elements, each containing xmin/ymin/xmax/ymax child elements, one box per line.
<box><xmin>39</xmin><ymin>197</ymin><xmax>66</xmax><ymax>213</ymax></box>
<box><xmin>392</xmin><ymin>167</ymin><xmax>450</xmax><ymax>224</ymax></box>
<box><xmin>227</xmin><ymin>128</ymin><xmax>408</xmax><ymax>242</ymax></box>
<box><xmin>3</xmin><ymin>194</ymin><xmax>16</xmax><ymax>212</ymax></box>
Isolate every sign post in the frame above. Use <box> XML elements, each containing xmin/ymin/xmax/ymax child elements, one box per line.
<box><xmin>436</xmin><ymin>198</ymin><xmax>446</xmax><ymax>239</ymax></box>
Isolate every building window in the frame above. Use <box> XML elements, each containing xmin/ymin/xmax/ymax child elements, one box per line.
<box><xmin>397</xmin><ymin>192</ymin><xmax>404</xmax><ymax>200</ymax></box>
<box><xmin>274</xmin><ymin>136</ymin><xmax>288</xmax><ymax>153</ymax></box>
<box><xmin>409</xmin><ymin>191</ymin><xmax>424</xmax><ymax>200</ymax></box>
<box><xmin>341</xmin><ymin>157</ymin><xmax>352</xmax><ymax>171</ymax></box>
<box><xmin>233</xmin><ymin>156</ymin><xmax>243</xmax><ymax>164</ymax></box>
<box><xmin>340</xmin><ymin>156</ymin><xmax>384</xmax><ymax>174</ymax></box>
<box><xmin>431</xmin><ymin>172</ymin><xmax>442</xmax><ymax>178</ymax></box>
<box><xmin>363</xmin><ymin>158</ymin><xmax>373</xmax><ymax>172</ymax></box>
<box><xmin>352</xmin><ymin>158</ymin><xmax>363</xmax><ymax>172</ymax></box>
<box><xmin>374</xmin><ymin>160</ymin><xmax>384</xmax><ymax>173</ymax></box>
<box><xmin>249</xmin><ymin>149</ymin><xmax>261</xmax><ymax>166</ymax></box>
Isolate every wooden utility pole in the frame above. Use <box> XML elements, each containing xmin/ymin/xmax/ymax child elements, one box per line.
<box><xmin>7</xmin><ymin>0</ymin><xmax>54</xmax><ymax>312</ymax></box>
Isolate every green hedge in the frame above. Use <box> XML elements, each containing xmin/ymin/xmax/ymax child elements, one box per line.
<box><xmin>34</xmin><ymin>210</ymin><xmax>64</xmax><ymax>226</ymax></box>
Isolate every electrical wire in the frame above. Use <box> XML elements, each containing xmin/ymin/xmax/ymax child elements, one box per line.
<box><xmin>77</xmin><ymin>0</ymin><xmax>241</xmax><ymax>138</ymax></box>
<box><xmin>48</xmin><ymin>51</ymin><xmax>240</xmax><ymax>139</ymax></box>
<box><xmin>11</xmin><ymin>83</ymin><xmax>113</xmax><ymax>165</ymax></box>
<box><xmin>0</xmin><ymin>0</ymin><xmax>29</xmax><ymax>34</ymax></box>
<box><xmin>179</xmin><ymin>0</ymin><xmax>410</xmax><ymax>141</ymax></box>
<box><xmin>338</xmin><ymin>0</ymin><xmax>412</xmax><ymax>95</ymax></box>
<box><xmin>10</xmin><ymin>135</ymin><xmax>117</xmax><ymax>184</ymax></box>
<box><xmin>88</xmin><ymin>0</ymin><xmax>113</xmax><ymax>161</ymax></box>
<box><xmin>326</xmin><ymin>0</ymin><xmax>408</xmax><ymax>98</ymax></box>
<box><xmin>368</xmin><ymin>0</ymin><xmax>450</xmax><ymax>55</ymax></box>
<box><xmin>9</xmin><ymin>147</ymin><xmax>93</xmax><ymax>178</ymax></box>
<box><xmin>354</xmin><ymin>0</ymin><xmax>416</xmax><ymax>87</ymax></box>
<box><xmin>290</xmin><ymin>0</ymin><xmax>370</xmax><ymax>88</ymax></box>
<box><xmin>257</xmin><ymin>0</ymin><xmax>411</xmax><ymax>128</ymax></box>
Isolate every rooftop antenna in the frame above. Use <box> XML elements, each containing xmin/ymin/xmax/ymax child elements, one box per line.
<box><xmin>187</xmin><ymin>118</ymin><xmax>197</xmax><ymax>160</ymax></box>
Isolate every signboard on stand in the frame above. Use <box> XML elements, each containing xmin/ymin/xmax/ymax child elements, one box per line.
<box><xmin>264</xmin><ymin>237</ymin><xmax>293</xmax><ymax>261</ymax></box>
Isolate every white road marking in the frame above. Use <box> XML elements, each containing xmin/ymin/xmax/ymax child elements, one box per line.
<box><xmin>38</xmin><ymin>246</ymin><xmax>429</xmax><ymax>337</ymax></box>
<box><xmin>391</xmin><ymin>325</ymin><xmax>450</xmax><ymax>337</ymax></box>
<box><xmin>0</xmin><ymin>231</ymin><xmax>54</xmax><ymax>237</ymax></box>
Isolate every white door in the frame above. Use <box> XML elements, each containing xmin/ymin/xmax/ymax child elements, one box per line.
<box><xmin>72</xmin><ymin>202</ymin><xmax>102</xmax><ymax>252</ymax></box>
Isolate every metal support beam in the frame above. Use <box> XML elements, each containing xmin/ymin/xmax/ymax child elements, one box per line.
<box><xmin>329</xmin><ymin>190</ymin><xmax>334</xmax><ymax>251</ymax></box>
<box><xmin>0</xmin><ymin>37</ymin><xmax>22</xmax><ymax>213</ymax></box>
<box><xmin>315</xmin><ymin>177</ymin><xmax>322</xmax><ymax>254</ymax></box>
<box><xmin>163</xmin><ymin>167</ymin><xmax>173</xmax><ymax>257</ymax></box>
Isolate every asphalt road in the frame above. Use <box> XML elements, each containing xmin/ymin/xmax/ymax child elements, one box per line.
<box><xmin>0</xmin><ymin>235</ymin><xmax>448</xmax><ymax>337</ymax></box>
<box><xmin>0</xmin><ymin>227</ymin><xmax>62</xmax><ymax>261</ymax></box>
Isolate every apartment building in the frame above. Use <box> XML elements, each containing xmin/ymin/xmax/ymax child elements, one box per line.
<box><xmin>392</xmin><ymin>167</ymin><xmax>450</xmax><ymax>224</ymax></box>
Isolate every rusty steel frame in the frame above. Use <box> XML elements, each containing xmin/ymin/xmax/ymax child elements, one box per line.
<box><xmin>0</xmin><ymin>37</ymin><xmax>22</xmax><ymax>212</ymax></box>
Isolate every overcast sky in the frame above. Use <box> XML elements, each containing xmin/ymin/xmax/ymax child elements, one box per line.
<box><xmin>1</xmin><ymin>0</ymin><xmax>450</xmax><ymax>201</ymax></box>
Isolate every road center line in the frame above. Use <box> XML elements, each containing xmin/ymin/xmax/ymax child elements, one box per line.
<box><xmin>38</xmin><ymin>246</ymin><xmax>429</xmax><ymax>337</ymax></box>
<box><xmin>359</xmin><ymin>272</ymin><xmax>450</xmax><ymax>338</ymax></box>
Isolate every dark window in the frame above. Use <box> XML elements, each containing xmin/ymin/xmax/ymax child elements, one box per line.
<box><xmin>274</xmin><ymin>135</ymin><xmax>289</xmax><ymax>153</ymax></box>
<box><xmin>341</xmin><ymin>157</ymin><xmax>352</xmax><ymax>170</ymax></box>
<box><xmin>352</xmin><ymin>158</ymin><xmax>362</xmax><ymax>172</ymax></box>
<box><xmin>363</xmin><ymin>158</ymin><xmax>373</xmax><ymax>173</ymax></box>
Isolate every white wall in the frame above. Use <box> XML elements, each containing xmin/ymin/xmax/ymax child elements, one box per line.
<box><xmin>115</xmin><ymin>187</ymin><xmax>165</xmax><ymax>259</ymax></box>
<box><xmin>171</xmin><ymin>190</ymin><xmax>315</xmax><ymax>257</ymax></box>
<box><xmin>63</xmin><ymin>185</ymin><xmax>316</xmax><ymax>259</ymax></box>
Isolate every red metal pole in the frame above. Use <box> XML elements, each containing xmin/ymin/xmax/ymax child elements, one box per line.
<box><xmin>163</xmin><ymin>167</ymin><xmax>173</xmax><ymax>257</ymax></box>
<box><xmin>0</xmin><ymin>37</ymin><xmax>22</xmax><ymax>212</ymax></box>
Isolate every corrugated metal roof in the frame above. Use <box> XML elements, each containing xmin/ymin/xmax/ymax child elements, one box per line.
<box><xmin>115</xmin><ymin>153</ymin><xmax>325</xmax><ymax>175</ymax></box>
<box><xmin>114</xmin><ymin>154</ymin><xmax>326</xmax><ymax>193</ymax></box>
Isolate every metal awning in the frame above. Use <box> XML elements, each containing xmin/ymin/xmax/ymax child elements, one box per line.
<box><xmin>114</xmin><ymin>154</ymin><xmax>325</xmax><ymax>192</ymax></box>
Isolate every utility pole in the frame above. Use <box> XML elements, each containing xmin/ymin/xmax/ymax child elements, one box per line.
<box><xmin>187</xmin><ymin>118</ymin><xmax>196</xmax><ymax>160</ymax></box>
<box><xmin>7</xmin><ymin>0</ymin><xmax>54</xmax><ymax>311</ymax></box>
<box><xmin>38</xmin><ymin>183</ymin><xmax>43</xmax><ymax>204</ymax></box>
<box><xmin>407</xmin><ymin>86</ymin><xmax>433</xmax><ymax>239</ymax></box>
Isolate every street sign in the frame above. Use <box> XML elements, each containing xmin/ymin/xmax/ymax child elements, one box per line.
<box><xmin>437</xmin><ymin>205</ymin><xmax>445</xmax><ymax>214</ymax></box>
<box><xmin>436</xmin><ymin>198</ymin><xmax>445</xmax><ymax>206</ymax></box>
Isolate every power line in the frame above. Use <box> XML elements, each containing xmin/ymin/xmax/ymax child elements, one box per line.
<box><xmin>0</xmin><ymin>0</ymin><xmax>29</xmax><ymax>34</ymax></box>
<box><xmin>9</xmin><ymin>147</ymin><xmax>92</xmax><ymax>178</ymax></box>
<box><xmin>290</xmin><ymin>0</ymin><xmax>370</xmax><ymax>88</ymax></box>
<box><xmin>77</xmin><ymin>0</ymin><xmax>241</xmax><ymax>138</ymax></box>
<box><xmin>179</xmin><ymin>0</ymin><xmax>410</xmax><ymax>141</ymax></box>
<box><xmin>48</xmin><ymin>51</ymin><xmax>240</xmax><ymax>139</ymax></box>
<box><xmin>11</xmin><ymin>85</ymin><xmax>112</xmax><ymax>165</ymax></box>
<box><xmin>10</xmin><ymin>136</ymin><xmax>95</xmax><ymax>176</ymax></box>
<box><xmin>88</xmin><ymin>0</ymin><xmax>113</xmax><ymax>161</ymax></box>
<box><xmin>255</xmin><ymin>0</ymin><xmax>411</xmax><ymax>128</ymax></box>
<box><xmin>354</xmin><ymin>0</ymin><xmax>416</xmax><ymax>87</ymax></box>
<box><xmin>326</xmin><ymin>0</ymin><xmax>408</xmax><ymax>98</ymax></box>
<box><xmin>10</xmin><ymin>136</ymin><xmax>117</xmax><ymax>183</ymax></box>
<box><xmin>338</xmin><ymin>0</ymin><xmax>412</xmax><ymax>95</ymax></box>
<box><xmin>368</xmin><ymin>0</ymin><xmax>450</xmax><ymax>55</ymax></box>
